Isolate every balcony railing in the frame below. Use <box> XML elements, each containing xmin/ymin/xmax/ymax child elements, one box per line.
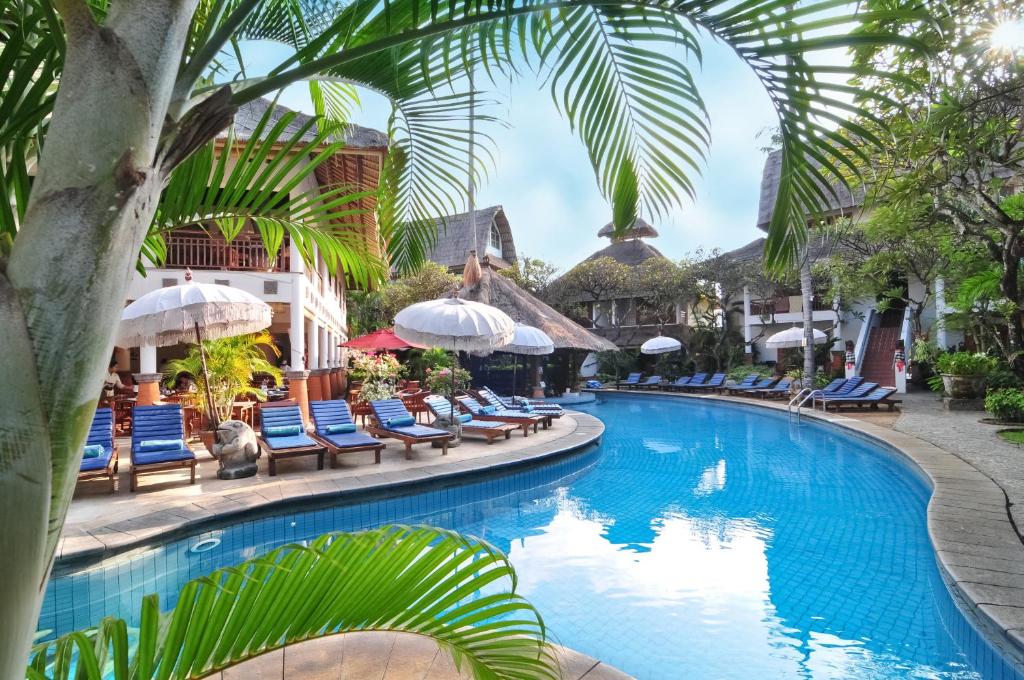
<box><xmin>164</xmin><ymin>233</ymin><xmax>289</xmax><ymax>272</ymax></box>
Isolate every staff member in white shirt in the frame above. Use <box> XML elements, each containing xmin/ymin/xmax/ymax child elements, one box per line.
<box><xmin>103</xmin><ymin>362</ymin><xmax>123</xmax><ymax>398</ymax></box>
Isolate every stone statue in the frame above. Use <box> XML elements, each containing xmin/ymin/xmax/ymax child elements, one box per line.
<box><xmin>213</xmin><ymin>419</ymin><xmax>260</xmax><ymax>479</ymax></box>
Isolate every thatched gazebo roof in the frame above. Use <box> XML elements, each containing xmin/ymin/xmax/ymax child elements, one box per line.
<box><xmin>597</xmin><ymin>217</ymin><xmax>659</xmax><ymax>240</ymax></box>
<box><xmin>460</xmin><ymin>256</ymin><xmax>618</xmax><ymax>352</ymax></box>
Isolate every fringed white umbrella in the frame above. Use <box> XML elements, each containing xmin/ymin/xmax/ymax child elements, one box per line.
<box><xmin>765</xmin><ymin>325</ymin><xmax>828</xmax><ymax>348</ymax></box>
<box><xmin>499</xmin><ymin>323</ymin><xmax>554</xmax><ymax>397</ymax></box>
<box><xmin>641</xmin><ymin>335</ymin><xmax>682</xmax><ymax>355</ymax></box>
<box><xmin>394</xmin><ymin>296</ymin><xmax>515</xmax><ymax>405</ymax></box>
<box><xmin>118</xmin><ymin>269</ymin><xmax>272</xmax><ymax>428</ymax></box>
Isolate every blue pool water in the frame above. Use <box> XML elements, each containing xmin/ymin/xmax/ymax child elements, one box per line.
<box><xmin>43</xmin><ymin>394</ymin><xmax>1021</xmax><ymax>679</ymax></box>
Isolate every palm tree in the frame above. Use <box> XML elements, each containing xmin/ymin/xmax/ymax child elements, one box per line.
<box><xmin>0</xmin><ymin>0</ymin><xmax>932</xmax><ymax>675</ymax></box>
<box><xmin>164</xmin><ymin>330</ymin><xmax>283</xmax><ymax>423</ymax></box>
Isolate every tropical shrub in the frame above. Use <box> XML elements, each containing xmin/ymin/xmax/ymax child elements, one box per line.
<box><xmin>163</xmin><ymin>331</ymin><xmax>281</xmax><ymax>422</ymax></box>
<box><xmin>27</xmin><ymin>526</ymin><xmax>558</xmax><ymax>680</ymax></box>
<box><xmin>985</xmin><ymin>389</ymin><xmax>1024</xmax><ymax>423</ymax></box>
<box><xmin>406</xmin><ymin>347</ymin><xmax>453</xmax><ymax>383</ymax></box>
<box><xmin>927</xmin><ymin>352</ymin><xmax>998</xmax><ymax>392</ymax></box>
<box><xmin>727</xmin><ymin>364</ymin><xmax>774</xmax><ymax>382</ymax></box>
<box><xmin>425</xmin><ymin>366</ymin><xmax>473</xmax><ymax>398</ymax></box>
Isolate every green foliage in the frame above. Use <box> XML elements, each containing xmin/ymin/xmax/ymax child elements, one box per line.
<box><xmin>349</xmin><ymin>262</ymin><xmax>462</xmax><ymax>333</ymax></box>
<box><xmin>405</xmin><ymin>347</ymin><xmax>453</xmax><ymax>383</ymax></box>
<box><xmin>934</xmin><ymin>352</ymin><xmax>998</xmax><ymax>377</ymax></box>
<box><xmin>163</xmin><ymin>331</ymin><xmax>281</xmax><ymax>422</ymax></box>
<box><xmin>499</xmin><ymin>256</ymin><xmax>559</xmax><ymax>297</ymax></box>
<box><xmin>147</xmin><ymin>101</ymin><xmax>384</xmax><ymax>287</ymax></box>
<box><xmin>595</xmin><ymin>349</ymin><xmax>638</xmax><ymax>379</ymax></box>
<box><xmin>27</xmin><ymin>526</ymin><xmax>557</xmax><ymax>680</ymax></box>
<box><xmin>986</xmin><ymin>389</ymin><xmax>1024</xmax><ymax>423</ymax></box>
<box><xmin>425</xmin><ymin>365</ymin><xmax>473</xmax><ymax>398</ymax></box>
<box><xmin>348</xmin><ymin>350</ymin><xmax>405</xmax><ymax>401</ymax></box>
<box><xmin>726</xmin><ymin>365</ymin><xmax>774</xmax><ymax>382</ymax></box>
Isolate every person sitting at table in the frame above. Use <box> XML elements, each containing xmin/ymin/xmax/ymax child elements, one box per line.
<box><xmin>102</xmin><ymin>362</ymin><xmax>123</xmax><ymax>399</ymax></box>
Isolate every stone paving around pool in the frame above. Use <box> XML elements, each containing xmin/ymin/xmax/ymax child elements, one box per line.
<box><xmin>60</xmin><ymin>412</ymin><xmax>603</xmax><ymax>565</ymax></box>
<box><xmin>218</xmin><ymin>631</ymin><xmax>630</xmax><ymax>680</ymax></box>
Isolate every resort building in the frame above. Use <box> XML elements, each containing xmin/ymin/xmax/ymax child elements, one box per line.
<box><xmin>423</xmin><ymin>205</ymin><xmax>518</xmax><ymax>274</ymax></box>
<box><xmin>113</xmin><ymin>99</ymin><xmax>388</xmax><ymax>400</ymax></box>
<box><xmin>728</xmin><ymin>150</ymin><xmax>959</xmax><ymax>384</ymax></box>
<box><xmin>557</xmin><ymin>218</ymin><xmax>690</xmax><ymax>349</ymax></box>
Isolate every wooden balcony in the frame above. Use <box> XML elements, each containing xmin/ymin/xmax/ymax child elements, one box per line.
<box><xmin>164</xmin><ymin>230</ymin><xmax>289</xmax><ymax>272</ymax></box>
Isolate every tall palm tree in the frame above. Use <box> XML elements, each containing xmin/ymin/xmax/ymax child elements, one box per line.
<box><xmin>0</xmin><ymin>0</ymin><xmax>932</xmax><ymax>675</ymax></box>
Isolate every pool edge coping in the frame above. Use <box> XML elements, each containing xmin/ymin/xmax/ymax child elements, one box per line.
<box><xmin>57</xmin><ymin>413</ymin><xmax>604</xmax><ymax>567</ymax></box>
<box><xmin>595</xmin><ymin>387</ymin><xmax>1024</xmax><ymax>671</ymax></box>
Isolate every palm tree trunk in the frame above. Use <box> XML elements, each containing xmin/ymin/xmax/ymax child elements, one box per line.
<box><xmin>0</xmin><ymin>2</ymin><xmax>199</xmax><ymax>675</ymax></box>
<box><xmin>800</xmin><ymin>250</ymin><xmax>815</xmax><ymax>382</ymax></box>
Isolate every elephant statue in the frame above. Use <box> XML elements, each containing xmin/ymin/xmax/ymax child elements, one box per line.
<box><xmin>212</xmin><ymin>419</ymin><xmax>260</xmax><ymax>479</ymax></box>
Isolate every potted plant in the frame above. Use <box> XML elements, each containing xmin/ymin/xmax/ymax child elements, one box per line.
<box><xmin>424</xmin><ymin>365</ymin><xmax>472</xmax><ymax>445</ymax></box>
<box><xmin>928</xmin><ymin>351</ymin><xmax>997</xmax><ymax>399</ymax></box>
<box><xmin>348</xmin><ymin>350</ymin><xmax>405</xmax><ymax>402</ymax></box>
<box><xmin>164</xmin><ymin>331</ymin><xmax>282</xmax><ymax>451</ymax></box>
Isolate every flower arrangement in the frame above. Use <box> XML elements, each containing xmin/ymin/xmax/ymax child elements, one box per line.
<box><xmin>348</xmin><ymin>349</ymin><xmax>405</xmax><ymax>402</ymax></box>
<box><xmin>425</xmin><ymin>365</ymin><xmax>472</xmax><ymax>398</ymax></box>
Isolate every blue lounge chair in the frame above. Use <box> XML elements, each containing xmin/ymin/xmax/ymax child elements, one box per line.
<box><xmin>755</xmin><ymin>378</ymin><xmax>793</xmax><ymax>399</ymax></box>
<box><xmin>729</xmin><ymin>374</ymin><xmax>760</xmax><ymax>390</ymax></box>
<box><xmin>825</xmin><ymin>387</ymin><xmax>902</xmax><ymax>412</ymax></box>
<box><xmin>635</xmin><ymin>375</ymin><xmax>663</xmax><ymax>390</ymax></box>
<box><xmin>665</xmin><ymin>376</ymin><xmax>692</xmax><ymax>391</ymax></box>
<box><xmin>258</xmin><ymin>403</ymin><xmax>326</xmax><ymax>476</ymax></box>
<box><xmin>423</xmin><ymin>395</ymin><xmax>517</xmax><ymax>444</ymax></box>
<box><xmin>310</xmin><ymin>400</ymin><xmax>385</xmax><ymax>466</ymax></box>
<box><xmin>79</xmin><ymin>407</ymin><xmax>118</xmax><ymax>492</ymax></box>
<box><xmin>369</xmin><ymin>399</ymin><xmax>453</xmax><ymax>458</ymax></box>
<box><xmin>823</xmin><ymin>381</ymin><xmax>877</xmax><ymax>401</ymax></box>
<box><xmin>618</xmin><ymin>372</ymin><xmax>642</xmax><ymax>389</ymax></box>
<box><xmin>684</xmin><ymin>373</ymin><xmax>709</xmax><ymax>389</ymax></box>
<box><xmin>726</xmin><ymin>376</ymin><xmax>779</xmax><ymax>395</ymax></box>
<box><xmin>455</xmin><ymin>395</ymin><xmax>548</xmax><ymax>436</ymax></box>
<box><xmin>478</xmin><ymin>386</ymin><xmax>563</xmax><ymax>418</ymax></box>
<box><xmin>687</xmin><ymin>373</ymin><xmax>726</xmax><ymax>392</ymax></box>
<box><xmin>826</xmin><ymin>376</ymin><xmax>863</xmax><ymax>397</ymax></box>
<box><xmin>819</xmin><ymin>378</ymin><xmax>848</xmax><ymax>395</ymax></box>
<box><xmin>130</xmin><ymin>404</ymin><xmax>196</xmax><ymax>491</ymax></box>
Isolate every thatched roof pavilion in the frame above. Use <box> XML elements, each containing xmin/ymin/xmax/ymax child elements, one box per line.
<box><xmin>597</xmin><ymin>217</ymin><xmax>659</xmax><ymax>241</ymax></box>
<box><xmin>460</xmin><ymin>254</ymin><xmax>617</xmax><ymax>352</ymax></box>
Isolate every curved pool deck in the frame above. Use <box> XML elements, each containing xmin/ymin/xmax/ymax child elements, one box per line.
<box><xmin>597</xmin><ymin>388</ymin><xmax>1024</xmax><ymax>672</ymax></box>
<box><xmin>59</xmin><ymin>413</ymin><xmax>604</xmax><ymax>565</ymax></box>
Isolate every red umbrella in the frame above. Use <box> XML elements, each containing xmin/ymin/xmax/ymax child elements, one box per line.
<box><xmin>341</xmin><ymin>327</ymin><xmax>427</xmax><ymax>352</ymax></box>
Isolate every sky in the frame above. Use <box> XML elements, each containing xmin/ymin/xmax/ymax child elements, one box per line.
<box><xmin>266</xmin><ymin>36</ymin><xmax>779</xmax><ymax>273</ymax></box>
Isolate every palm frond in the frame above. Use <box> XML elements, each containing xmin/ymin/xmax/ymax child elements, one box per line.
<box><xmin>29</xmin><ymin>526</ymin><xmax>558</xmax><ymax>680</ymax></box>
<box><xmin>150</xmin><ymin>100</ymin><xmax>387</xmax><ymax>288</ymax></box>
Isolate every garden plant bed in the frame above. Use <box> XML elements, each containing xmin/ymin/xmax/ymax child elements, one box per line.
<box><xmin>997</xmin><ymin>428</ymin><xmax>1024</xmax><ymax>446</ymax></box>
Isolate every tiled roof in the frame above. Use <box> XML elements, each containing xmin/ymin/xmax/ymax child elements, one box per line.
<box><xmin>722</xmin><ymin>235</ymin><xmax>844</xmax><ymax>266</ymax></box>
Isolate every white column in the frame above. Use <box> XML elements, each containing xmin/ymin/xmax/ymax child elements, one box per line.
<box><xmin>289</xmin><ymin>276</ymin><xmax>305</xmax><ymax>369</ymax></box>
<box><xmin>742</xmin><ymin>286</ymin><xmax>752</xmax><ymax>354</ymax></box>
<box><xmin>935</xmin><ymin>276</ymin><xmax>948</xmax><ymax>350</ymax></box>
<box><xmin>140</xmin><ymin>344</ymin><xmax>157</xmax><ymax>373</ymax></box>
<box><xmin>326</xmin><ymin>331</ymin><xmax>335</xmax><ymax>367</ymax></box>
<box><xmin>308</xmin><ymin>317</ymin><xmax>320</xmax><ymax>369</ymax></box>
<box><xmin>318</xmin><ymin>325</ymin><xmax>329</xmax><ymax>369</ymax></box>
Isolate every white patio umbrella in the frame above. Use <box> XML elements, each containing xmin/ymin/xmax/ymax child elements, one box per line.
<box><xmin>119</xmin><ymin>269</ymin><xmax>272</xmax><ymax>428</ymax></box>
<box><xmin>641</xmin><ymin>335</ymin><xmax>682</xmax><ymax>355</ymax></box>
<box><xmin>499</xmin><ymin>323</ymin><xmax>554</xmax><ymax>397</ymax></box>
<box><xmin>394</xmin><ymin>297</ymin><xmax>515</xmax><ymax>402</ymax></box>
<box><xmin>765</xmin><ymin>325</ymin><xmax>828</xmax><ymax>348</ymax></box>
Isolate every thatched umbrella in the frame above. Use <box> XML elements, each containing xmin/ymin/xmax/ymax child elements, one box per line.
<box><xmin>461</xmin><ymin>253</ymin><xmax>616</xmax><ymax>395</ymax></box>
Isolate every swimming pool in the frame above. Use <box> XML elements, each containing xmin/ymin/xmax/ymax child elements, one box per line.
<box><xmin>42</xmin><ymin>394</ymin><xmax>1021</xmax><ymax>679</ymax></box>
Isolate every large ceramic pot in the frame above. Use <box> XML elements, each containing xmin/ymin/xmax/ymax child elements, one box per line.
<box><xmin>430</xmin><ymin>416</ymin><xmax>462</xmax><ymax>448</ymax></box>
<box><xmin>941</xmin><ymin>374</ymin><xmax>987</xmax><ymax>399</ymax></box>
